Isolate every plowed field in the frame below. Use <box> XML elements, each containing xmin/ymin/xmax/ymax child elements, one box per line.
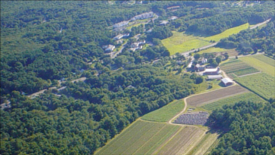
<box><xmin>187</xmin><ymin>85</ymin><xmax>248</xmax><ymax>107</ymax></box>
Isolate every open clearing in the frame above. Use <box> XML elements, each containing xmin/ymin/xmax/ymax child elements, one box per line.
<box><xmin>153</xmin><ymin>126</ymin><xmax>205</xmax><ymax>155</ymax></box>
<box><xmin>95</xmin><ymin>120</ymin><xmax>180</xmax><ymax>155</ymax></box>
<box><xmin>187</xmin><ymin>132</ymin><xmax>219</xmax><ymax>155</ymax></box>
<box><xmin>201</xmin><ymin>92</ymin><xmax>265</xmax><ymax>111</ymax></box>
<box><xmin>162</xmin><ymin>23</ymin><xmax>250</xmax><ymax>55</ymax></box>
<box><xmin>239</xmin><ymin>55</ymin><xmax>275</xmax><ymax>77</ymax></box>
<box><xmin>220</xmin><ymin>59</ymin><xmax>259</xmax><ymax>77</ymax></box>
<box><xmin>204</xmin><ymin>23</ymin><xmax>249</xmax><ymax>42</ymax></box>
<box><xmin>187</xmin><ymin>85</ymin><xmax>248</xmax><ymax>107</ymax></box>
<box><xmin>197</xmin><ymin>47</ymin><xmax>227</xmax><ymax>53</ymax></box>
<box><xmin>161</xmin><ymin>31</ymin><xmax>210</xmax><ymax>55</ymax></box>
<box><xmin>235</xmin><ymin>73</ymin><xmax>275</xmax><ymax>100</ymax></box>
<box><xmin>142</xmin><ymin>100</ymin><xmax>185</xmax><ymax>122</ymax></box>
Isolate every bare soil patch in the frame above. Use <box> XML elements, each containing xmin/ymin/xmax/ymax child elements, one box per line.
<box><xmin>187</xmin><ymin>85</ymin><xmax>248</xmax><ymax>107</ymax></box>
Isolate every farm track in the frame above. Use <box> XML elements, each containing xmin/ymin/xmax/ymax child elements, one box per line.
<box><xmin>238</xmin><ymin>71</ymin><xmax>261</xmax><ymax>77</ymax></box>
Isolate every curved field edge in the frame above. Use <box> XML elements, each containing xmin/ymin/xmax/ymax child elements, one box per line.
<box><xmin>201</xmin><ymin>92</ymin><xmax>265</xmax><ymax>111</ymax></box>
<box><xmin>141</xmin><ymin>99</ymin><xmax>185</xmax><ymax>122</ymax></box>
<box><xmin>95</xmin><ymin>120</ymin><xmax>181</xmax><ymax>155</ymax></box>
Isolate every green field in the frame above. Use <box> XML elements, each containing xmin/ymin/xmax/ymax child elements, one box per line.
<box><xmin>198</xmin><ymin>47</ymin><xmax>227</xmax><ymax>54</ymax></box>
<box><xmin>161</xmin><ymin>31</ymin><xmax>210</xmax><ymax>55</ymax></box>
<box><xmin>162</xmin><ymin>23</ymin><xmax>250</xmax><ymax>55</ymax></box>
<box><xmin>235</xmin><ymin>73</ymin><xmax>275</xmax><ymax>100</ymax></box>
<box><xmin>253</xmin><ymin>55</ymin><xmax>275</xmax><ymax>67</ymax></box>
<box><xmin>204</xmin><ymin>23</ymin><xmax>249</xmax><ymax>42</ymax></box>
<box><xmin>240</xmin><ymin>55</ymin><xmax>275</xmax><ymax>77</ymax></box>
<box><xmin>142</xmin><ymin>100</ymin><xmax>185</xmax><ymax>122</ymax></box>
<box><xmin>220</xmin><ymin>59</ymin><xmax>259</xmax><ymax>77</ymax></box>
<box><xmin>201</xmin><ymin>92</ymin><xmax>265</xmax><ymax>111</ymax></box>
<box><xmin>95</xmin><ymin>120</ymin><xmax>180</xmax><ymax>155</ymax></box>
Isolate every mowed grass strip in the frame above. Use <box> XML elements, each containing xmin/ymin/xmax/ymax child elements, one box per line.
<box><xmin>198</xmin><ymin>47</ymin><xmax>227</xmax><ymax>54</ymax></box>
<box><xmin>252</xmin><ymin>54</ymin><xmax>275</xmax><ymax>67</ymax></box>
<box><xmin>239</xmin><ymin>56</ymin><xmax>275</xmax><ymax>77</ymax></box>
<box><xmin>133</xmin><ymin>124</ymin><xmax>180</xmax><ymax>155</ymax></box>
<box><xmin>187</xmin><ymin>85</ymin><xmax>248</xmax><ymax>107</ymax></box>
<box><xmin>142</xmin><ymin>100</ymin><xmax>185</xmax><ymax>122</ymax></box>
<box><xmin>220</xmin><ymin>59</ymin><xmax>259</xmax><ymax>76</ymax></box>
<box><xmin>96</xmin><ymin>120</ymin><xmax>154</xmax><ymax>155</ymax></box>
<box><xmin>235</xmin><ymin>73</ymin><xmax>275</xmax><ymax>100</ymax></box>
<box><xmin>204</xmin><ymin>23</ymin><xmax>249</xmax><ymax>42</ymax></box>
<box><xmin>201</xmin><ymin>92</ymin><xmax>265</xmax><ymax>111</ymax></box>
<box><xmin>154</xmin><ymin>126</ymin><xmax>204</xmax><ymax>155</ymax></box>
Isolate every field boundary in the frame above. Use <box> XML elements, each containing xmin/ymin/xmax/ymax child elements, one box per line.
<box><xmin>238</xmin><ymin>71</ymin><xmax>261</xmax><ymax>77</ymax></box>
<box><xmin>234</xmin><ymin>80</ymin><xmax>268</xmax><ymax>101</ymax></box>
<box><xmin>197</xmin><ymin>91</ymin><xmax>248</xmax><ymax>107</ymax></box>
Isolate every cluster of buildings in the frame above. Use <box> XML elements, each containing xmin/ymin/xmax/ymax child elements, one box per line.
<box><xmin>102</xmin><ymin>44</ymin><xmax>115</xmax><ymax>53</ymax></box>
<box><xmin>130</xmin><ymin>12</ymin><xmax>154</xmax><ymax>21</ymax></box>
<box><xmin>130</xmin><ymin>40</ymin><xmax>146</xmax><ymax>51</ymax></box>
<box><xmin>113</xmin><ymin>21</ymin><xmax>129</xmax><ymax>29</ymax></box>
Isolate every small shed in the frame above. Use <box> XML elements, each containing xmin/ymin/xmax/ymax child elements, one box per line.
<box><xmin>221</xmin><ymin>78</ymin><xmax>234</xmax><ymax>86</ymax></box>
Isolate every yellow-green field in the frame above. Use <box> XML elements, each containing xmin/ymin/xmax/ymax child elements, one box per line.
<box><xmin>239</xmin><ymin>55</ymin><xmax>275</xmax><ymax>77</ymax></box>
<box><xmin>142</xmin><ymin>100</ymin><xmax>185</xmax><ymax>122</ymax></box>
<box><xmin>204</xmin><ymin>23</ymin><xmax>249</xmax><ymax>42</ymax></box>
<box><xmin>161</xmin><ymin>31</ymin><xmax>210</xmax><ymax>55</ymax></box>
<box><xmin>197</xmin><ymin>47</ymin><xmax>227</xmax><ymax>54</ymax></box>
<box><xmin>162</xmin><ymin>23</ymin><xmax>250</xmax><ymax>55</ymax></box>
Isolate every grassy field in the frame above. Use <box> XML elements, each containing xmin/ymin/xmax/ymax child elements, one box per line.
<box><xmin>142</xmin><ymin>100</ymin><xmax>185</xmax><ymax>122</ymax></box>
<box><xmin>220</xmin><ymin>59</ymin><xmax>259</xmax><ymax>77</ymax></box>
<box><xmin>161</xmin><ymin>31</ymin><xmax>210</xmax><ymax>55</ymax></box>
<box><xmin>153</xmin><ymin>126</ymin><xmax>205</xmax><ymax>155</ymax></box>
<box><xmin>253</xmin><ymin>54</ymin><xmax>275</xmax><ymax>67</ymax></box>
<box><xmin>201</xmin><ymin>92</ymin><xmax>265</xmax><ymax>111</ymax></box>
<box><xmin>95</xmin><ymin>120</ymin><xmax>180</xmax><ymax>155</ymax></box>
<box><xmin>235</xmin><ymin>73</ymin><xmax>275</xmax><ymax>100</ymax></box>
<box><xmin>204</xmin><ymin>23</ymin><xmax>249</xmax><ymax>42</ymax></box>
<box><xmin>239</xmin><ymin>55</ymin><xmax>275</xmax><ymax>77</ymax></box>
<box><xmin>197</xmin><ymin>47</ymin><xmax>227</xmax><ymax>53</ymax></box>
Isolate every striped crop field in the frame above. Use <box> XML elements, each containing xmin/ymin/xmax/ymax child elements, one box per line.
<box><xmin>153</xmin><ymin>126</ymin><xmax>205</xmax><ymax>155</ymax></box>
<box><xmin>142</xmin><ymin>100</ymin><xmax>185</xmax><ymax>122</ymax></box>
<box><xmin>95</xmin><ymin>120</ymin><xmax>180</xmax><ymax>155</ymax></box>
<box><xmin>201</xmin><ymin>92</ymin><xmax>265</xmax><ymax>111</ymax></box>
<box><xmin>220</xmin><ymin>59</ymin><xmax>259</xmax><ymax>77</ymax></box>
<box><xmin>235</xmin><ymin>73</ymin><xmax>275</xmax><ymax>100</ymax></box>
<box><xmin>239</xmin><ymin>55</ymin><xmax>275</xmax><ymax>77</ymax></box>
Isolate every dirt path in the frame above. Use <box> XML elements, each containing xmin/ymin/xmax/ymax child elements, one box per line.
<box><xmin>238</xmin><ymin>71</ymin><xmax>261</xmax><ymax>77</ymax></box>
<box><xmin>250</xmin><ymin>18</ymin><xmax>271</xmax><ymax>30</ymax></box>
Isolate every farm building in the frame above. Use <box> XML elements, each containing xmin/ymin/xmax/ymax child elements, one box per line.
<box><xmin>187</xmin><ymin>61</ymin><xmax>193</xmax><ymax>69</ymax></box>
<box><xmin>160</xmin><ymin>20</ymin><xmax>169</xmax><ymax>25</ymax></box>
<box><xmin>169</xmin><ymin>16</ymin><xmax>178</xmax><ymax>20</ymax></box>
<box><xmin>113</xmin><ymin>21</ymin><xmax>129</xmax><ymax>29</ymax></box>
<box><xmin>221</xmin><ymin>78</ymin><xmax>234</xmax><ymax>86</ymax></box>
<box><xmin>103</xmin><ymin>45</ymin><xmax>115</xmax><ymax>52</ymax></box>
<box><xmin>113</xmin><ymin>33</ymin><xmax>130</xmax><ymax>40</ymax></box>
<box><xmin>203</xmin><ymin>67</ymin><xmax>220</xmax><ymax>75</ymax></box>
<box><xmin>130</xmin><ymin>12</ymin><xmax>154</xmax><ymax>21</ymax></box>
<box><xmin>207</xmin><ymin>75</ymin><xmax>223</xmax><ymax>80</ymax></box>
<box><xmin>195</xmin><ymin>64</ymin><xmax>205</xmax><ymax>72</ymax></box>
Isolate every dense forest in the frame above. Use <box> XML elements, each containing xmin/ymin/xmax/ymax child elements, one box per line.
<box><xmin>1</xmin><ymin>1</ymin><xmax>275</xmax><ymax>155</ymax></box>
<box><xmin>0</xmin><ymin>65</ymin><xmax>198</xmax><ymax>154</ymax></box>
<box><xmin>208</xmin><ymin>101</ymin><xmax>275</xmax><ymax>155</ymax></box>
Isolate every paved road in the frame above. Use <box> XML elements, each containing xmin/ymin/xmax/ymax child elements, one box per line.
<box><xmin>250</xmin><ymin>18</ymin><xmax>271</xmax><ymax>30</ymax></box>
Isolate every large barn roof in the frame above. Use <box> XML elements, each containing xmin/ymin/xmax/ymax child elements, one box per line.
<box><xmin>221</xmin><ymin>78</ymin><xmax>233</xmax><ymax>85</ymax></box>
